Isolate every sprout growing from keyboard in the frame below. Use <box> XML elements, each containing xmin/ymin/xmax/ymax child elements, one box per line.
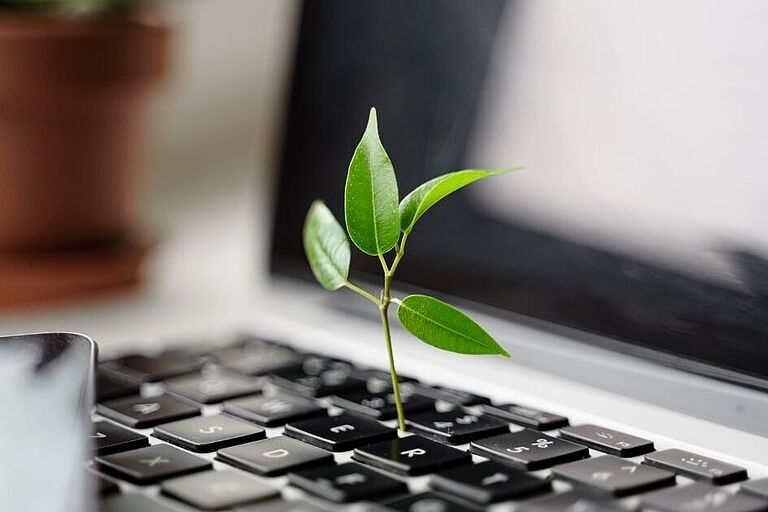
<box><xmin>303</xmin><ymin>108</ymin><xmax>516</xmax><ymax>431</ymax></box>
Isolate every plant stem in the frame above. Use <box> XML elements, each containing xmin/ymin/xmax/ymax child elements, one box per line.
<box><xmin>389</xmin><ymin>232</ymin><xmax>409</xmax><ymax>274</ymax></box>
<box><xmin>380</xmin><ymin>270</ymin><xmax>407</xmax><ymax>432</ymax></box>
<box><xmin>344</xmin><ymin>281</ymin><xmax>380</xmax><ymax>306</ymax></box>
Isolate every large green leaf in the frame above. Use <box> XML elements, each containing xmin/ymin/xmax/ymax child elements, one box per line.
<box><xmin>344</xmin><ymin>108</ymin><xmax>400</xmax><ymax>255</ymax></box>
<box><xmin>303</xmin><ymin>200</ymin><xmax>350</xmax><ymax>291</ymax></box>
<box><xmin>399</xmin><ymin>168</ymin><xmax>520</xmax><ymax>234</ymax></box>
<box><xmin>397</xmin><ymin>294</ymin><xmax>510</xmax><ymax>357</ymax></box>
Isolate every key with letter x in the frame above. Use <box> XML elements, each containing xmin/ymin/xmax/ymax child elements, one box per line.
<box><xmin>96</xmin><ymin>444</ymin><xmax>211</xmax><ymax>484</ymax></box>
<box><xmin>352</xmin><ymin>434</ymin><xmax>471</xmax><ymax>475</ymax></box>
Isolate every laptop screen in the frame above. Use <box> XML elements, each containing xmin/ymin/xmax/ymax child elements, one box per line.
<box><xmin>270</xmin><ymin>1</ymin><xmax>768</xmax><ymax>389</ymax></box>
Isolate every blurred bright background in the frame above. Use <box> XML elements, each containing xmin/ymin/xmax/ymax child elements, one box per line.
<box><xmin>137</xmin><ymin>0</ymin><xmax>296</xmax><ymax>298</ymax></box>
<box><xmin>0</xmin><ymin>0</ymin><xmax>765</xmax><ymax>360</ymax></box>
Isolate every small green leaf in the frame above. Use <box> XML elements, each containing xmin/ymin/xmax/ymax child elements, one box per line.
<box><xmin>303</xmin><ymin>200</ymin><xmax>350</xmax><ymax>291</ymax></box>
<box><xmin>397</xmin><ymin>294</ymin><xmax>510</xmax><ymax>357</ymax></box>
<box><xmin>399</xmin><ymin>168</ymin><xmax>521</xmax><ymax>234</ymax></box>
<box><xmin>345</xmin><ymin>108</ymin><xmax>401</xmax><ymax>255</ymax></box>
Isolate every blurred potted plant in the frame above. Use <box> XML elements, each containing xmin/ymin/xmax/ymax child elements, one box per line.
<box><xmin>0</xmin><ymin>0</ymin><xmax>170</xmax><ymax>307</ymax></box>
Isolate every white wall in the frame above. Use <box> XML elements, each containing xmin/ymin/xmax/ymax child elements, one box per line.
<box><xmin>139</xmin><ymin>0</ymin><xmax>298</xmax><ymax>294</ymax></box>
<box><xmin>472</xmin><ymin>0</ymin><xmax>768</xmax><ymax>287</ymax></box>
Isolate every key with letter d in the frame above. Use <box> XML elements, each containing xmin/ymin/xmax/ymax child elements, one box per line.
<box><xmin>216</xmin><ymin>436</ymin><xmax>333</xmax><ymax>476</ymax></box>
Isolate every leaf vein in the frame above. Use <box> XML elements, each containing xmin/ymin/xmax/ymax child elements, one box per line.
<box><xmin>400</xmin><ymin>301</ymin><xmax>497</xmax><ymax>351</ymax></box>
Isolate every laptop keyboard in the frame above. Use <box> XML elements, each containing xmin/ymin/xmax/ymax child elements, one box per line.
<box><xmin>92</xmin><ymin>336</ymin><xmax>767</xmax><ymax>512</ymax></box>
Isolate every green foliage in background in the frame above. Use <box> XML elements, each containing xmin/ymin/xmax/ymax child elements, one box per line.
<box><xmin>303</xmin><ymin>108</ymin><xmax>517</xmax><ymax>431</ymax></box>
<box><xmin>0</xmin><ymin>0</ymin><xmax>135</xmax><ymax>16</ymax></box>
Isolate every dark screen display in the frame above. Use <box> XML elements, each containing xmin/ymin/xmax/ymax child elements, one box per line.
<box><xmin>270</xmin><ymin>0</ymin><xmax>768</xmax><ymax>390</ymax></box>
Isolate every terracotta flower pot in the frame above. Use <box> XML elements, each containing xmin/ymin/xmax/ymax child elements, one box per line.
<box><xmin>0</xmin><ymin>11</ymin><xmax>169</xmax><ymax>250</ymax></box>
<box><xmin>0</xmin><ymin>10</ymin><xmax>170</xmax><ymax>307</ymax></box>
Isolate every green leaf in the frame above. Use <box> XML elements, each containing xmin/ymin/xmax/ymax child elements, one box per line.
<box><xmin>303</xmin><ymin>200</ymin><xmax>350</xmax><ymax>291</ymax></box>
<box><xmin>344</xmin><ymin>108</ymin><xmax>400</xmax><ymax>255</ymax></box>
<box><xmin>397</xmin><ymin>294</ymin><xmax>510</xmax><ymax>357</ymax></box>
<box><xmin>399</xmin><ymin>168</ymin><xmax>521</xmax><ymax>234</ymax></box>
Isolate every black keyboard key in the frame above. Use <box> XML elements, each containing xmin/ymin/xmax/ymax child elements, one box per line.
<box><xmin>101</xmin><ymin>354</ymin><xmax>201</xmax><ymax>383</ymax></box>
<box><xmin>271</xmin><ymin>368</ymin><xmax>367</xmax><ymax>397</ymax></box>
<box><xmin>288</xmin><ymin>462</ymin><xmax>406</xmax><ymax>503</ymax></box>
<box><xmin>217</xmin><ymin>435</ymin><xmax>334</xmax><ymax>476</ymax></box>
<box><xmin>236</xmin><ymin>501</ymin><xmax>331</xmax><ymax>512</ymax></box>
<box><xmin>224</xmin><ymin>393</ymin><xmax>326</xmax><ymax>427</ymax></box>
<box><xmin>643</xmin><ymin>482</ymin><xmax>768</xmax><ymax>512</ymax></box>
<box><xmin>743</xmin><ymin>478</ymin><xmax>768</xmax><ymax>500</ymax></box>
<box><xmin>552</xmin><ymin>455</ymin><xmax>675</xmax><ymax>497</ymax></box>
<box><xmin>91</xmin><ymin>420</ymin><xmax>148</xmax><ymax>455</ymax></box>
<box><xmin>95</xmin><ymin>474</ymin><xmax>119</xmax><ymax>495</ymax></box>
<box><xmin>518</xmin><ymin>490</ymin><xmax>626</xmax><ymax>512</ymax></box>
<box><xmin>480</xmin><ymin>404</ymin><xmax>568</xmax><ymax>430</ymax></box>
<box><xmin>352</xmin><ymin>435</ymin><xmax>471</xmax><ymax>476</ymax></box>
<box><xmin>560</xmin><ymin>424</ymin><xmax>654</xmax><ymax>457</ymax></box>
<box><xmin>97</xmin><ymin>394</ymin><xmax>200</xmax><ymax>428</ymax></box>
<box><xmin>412</xmin><ymin>385</ymin><xmax>491</xmax><ymax>406</ymax></box>
<box><xmin>384</xmin><ymin>492</ymin><xmax>482</xmax><ymax>511</ymax></box>
<box><xmin>97</xmin><ymin>372</ymin><xmax>140</xmax><ymax>401</ymax></box>
<box><xmin>153</xmin><ymin>414</ymin><xmax>265</xmax><ymax>452</ymax></box>
<box><xmin>407</xmin><ymin>410</ymin><xmax>508</xmax><ymax>445</ymax></box>
<box><xmin>215</xmin><ymin>346</ymin><xmax>304</xmax><ymax>376</ymax></box>
<box><xmin>351</xmin><ymin>368</ymin><xmax>419</xmax><ymax>389</ymax></box>
<box><xmin>431</xmin><ymin>460</ymin><xmax>551</xmax><ymax>503</ymax></box>
<box><xmin>644</xmin><ymin>449</ymin><xmax>748</xmax><ymax>485</ymax></box>
<box><xmin>470</xmin><ymin>429</ymin><xmax>588</xmax><ymax>470</ymax></box>
<box><xmin>285</xmin><ymin>413</ymin><xmax>396</xmax><ymax>452</ymax></box>
<box><xmin>299</xmin><ymin>354</ymin><xmax>353</xmax><ymax>374</ymax></box>
<box><xmin>161</xmin><ymin>469</ymin><xmax>278</xmax><ymax>510</ymax></box>
<box><xmin>331</xmin><ymin>389</ymin><xmax>434</xmax><ymax>420</ymax></box>
<box><xmin>100</xmin><ymin>494</ymin><xmax>183</xmax><ymax>512</ymax></box>
<box><xmin>96</xmin><ymin>443</ymin><xmax>211</xmax><ymax>484</ymax></box>
<box><xmin>165</xmin><ymin>372</ymin><xmax>263</xmax><ymax>404</ymax></box>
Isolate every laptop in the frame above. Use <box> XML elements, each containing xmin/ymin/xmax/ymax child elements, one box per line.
<box><xmin>9</xmin><ymin>1</ymin><xmax>768</xmax><ymax>511</ymax></box>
